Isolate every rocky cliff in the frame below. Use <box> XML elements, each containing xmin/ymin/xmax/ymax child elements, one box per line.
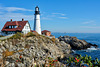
<box><xmin>0</xmin><ymin>33</ymin><xmax>71</xmax><ymax>67</ymax></box>
<box><xmin>58</xmin><ymin>36</ymin><xmax>98</xmax><ymax>50</ymax></box>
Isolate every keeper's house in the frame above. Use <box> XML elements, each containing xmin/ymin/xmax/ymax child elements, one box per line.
<box><xmin>1</xmin><ymin>19</ymin><xmax>31</xmax><ymax>35</ymax></box>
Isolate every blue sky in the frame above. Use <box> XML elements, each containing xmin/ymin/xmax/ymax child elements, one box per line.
<box><xmin>0</xmin><ymin>0</ymin><xmax>100</xmax><ymax>33</ymax></box>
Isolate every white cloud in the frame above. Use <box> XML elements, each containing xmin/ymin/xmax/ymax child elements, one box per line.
<box><xmin>0</xmin><ymin>6</ymin><xmax>33</xmax><ymax>12</ymax></box>
<box><xmin>0</xmin><ymin>13</ymin><xmax>34</xmax><ymax>22</ymax></box>
<box><xmin>52</xmin><ymin>13</ymin><xmax>69</xmax><ymax>19</ymax></box>
<box><xmin>0</xmin><ymin>6</ymin><xmax>34</xmax><ymax>22</ymax></box>
<box><xmin>41</xmin><ymin>17</ymin><xmax>52</xmax><ymax>20</ymax></box>
<box><xmin>52</xmin><ymin>13</ymin><xmax>66</xmax><ymax>16</ymax></box>
<box><xmin>6</xmin><ymin>7</ymin><xmax>33</xmax><ymax>12</ymax></box>
<box><xmin>58</xmin><ymin>17</ymin><xmax>68</xmax><ymax>19</ymax></box>
<box><xmin>82</xmin><ymin>20</ymin><xmax>95</xmax><ymax>24</ymax></box>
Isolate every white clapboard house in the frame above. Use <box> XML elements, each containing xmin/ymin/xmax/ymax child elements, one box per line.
<box><xmin>1</xmin><ymin>19</ymin><xmax>31</xmax><ymax>35</ymax></box>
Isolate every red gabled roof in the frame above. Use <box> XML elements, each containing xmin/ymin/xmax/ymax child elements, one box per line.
<box><xmin>1</xmin><ymin>21</ymin><xmax>28</xmax><ymax>32</ymax></box>
<box><xmin>42</xmin><ymin>30</ymin><xmax>51</xmax><ymax>33</ymax></box>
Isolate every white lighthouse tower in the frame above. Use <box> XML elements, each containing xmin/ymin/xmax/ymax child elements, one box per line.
<box><xmin>34</xmin><ymin>6</ymin><xmax>41</xmax><ymax>34</ymax></box>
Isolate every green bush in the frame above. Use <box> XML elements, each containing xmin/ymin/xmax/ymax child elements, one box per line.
<box><xmin>66</xmin><ymin>54</ymin><xmax>100</xmax><ymax>67</ymax></box>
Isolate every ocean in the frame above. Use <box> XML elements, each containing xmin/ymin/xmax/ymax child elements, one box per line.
<box><xmin>52</xmin><ymin>33</ymin><xmax>100</xmax><ymax>60</ymax></box>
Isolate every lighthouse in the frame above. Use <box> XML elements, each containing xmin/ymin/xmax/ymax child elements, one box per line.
<box><xmin>34</xmin><ymin>6</ymin><xmax>41</xmax><ymax>34</ymax></box>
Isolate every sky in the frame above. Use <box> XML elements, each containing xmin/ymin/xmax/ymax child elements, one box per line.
<box><xmin>0</xmin><ymin>0</ymin><xmax>100</xmax><ymax>33</ymax></box>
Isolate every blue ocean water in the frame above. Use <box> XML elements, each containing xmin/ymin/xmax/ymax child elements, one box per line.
<box><xmin>52</xmin><ymin>33</ymin><xmax>100</xmax><ymax>60</ymax></box>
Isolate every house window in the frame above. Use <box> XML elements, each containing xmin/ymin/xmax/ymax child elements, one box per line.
<box><xmin>12</xmin><ymin>26</ymin><xmax>14</xmax><ymax>28</ymax></box>
<box><xmin>14</xmin><ymin>26</ymin><xmax>17</xmax><ymax>28</ymax></box>
<box><xmin>5</xmin><ymin>26</ymin><xmax>9</xmax><ymax>29</ymax></box>
<box><xmin>9</xmin><ymin>26</ymin><xmax>11</xmax><ymax>28</ymax></box>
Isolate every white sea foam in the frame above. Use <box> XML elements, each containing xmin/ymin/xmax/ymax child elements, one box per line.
<box><xmin>85</xmin><ymin>46</ymin><xmax>98</xmax><ymax>52</ymax></box>
<box><xmin>87</xmin><ymin>46</ymin><xmax>97</xmax><ymax>50</ymax></box>
<box><xmin>72</xmin><ymin>50</ymin><xmax>76</xmax><ymax>53</ymax></box>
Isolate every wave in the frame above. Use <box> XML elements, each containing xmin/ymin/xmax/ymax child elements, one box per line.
<box><xmin>72</xmin><ymin>50</ymin><xmax>76</xmax><ymax>53</ymax></box>
<box><xmin>85</xmin><ymin>46</ymin><xmax>98</xmax><ymax>52</ymax></box>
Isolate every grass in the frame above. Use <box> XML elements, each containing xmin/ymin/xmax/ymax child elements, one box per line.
<box><xmin>25</xmin><ymin>32</ymin><xmax>39</xmax><ymax>37</ymax></box>
<box><xmin>9</xmin><ymin>32</ymin><xmax>23</xmax><ymax>39</ymax></box>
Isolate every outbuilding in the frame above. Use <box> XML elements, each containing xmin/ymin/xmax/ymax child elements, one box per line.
<box><xmin>42</xmin><ymin>30</ymin><xmax>51</xmax><ymax>36</ymax></box>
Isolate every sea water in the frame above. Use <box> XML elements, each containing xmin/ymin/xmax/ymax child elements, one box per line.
<box><xmin>52</xmin><ymin>33</ymin><xmax>100</xmax><ymax>60</ymax></box>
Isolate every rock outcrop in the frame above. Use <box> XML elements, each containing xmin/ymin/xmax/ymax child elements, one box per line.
<box><xmin>0</xmin><ymin>34</ymin><xmax>71</xmax><ymax>67</ymax></box>
<box><xmin>58</xmin><ymin>36</ymin><xmax>98</xmax><ymax>50</ymax></box>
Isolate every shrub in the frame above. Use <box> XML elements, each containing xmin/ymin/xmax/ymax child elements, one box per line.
<box><xmin>25</xmin><ymin>32</ymin><xmax>39</xmax><ymax>37</ymax></box>
<box><xmin>32</xmin><ymin>32</ymin><xmax>39</xmax><ymax>36</ymax></box>
<box><xmin>10</xmin><ymin>32</ymin><xmax>23</xmax><ymax>39</ymax></box>
<box><xmin>25</xmin><ymin>32</ymin><xmax>35</xmax><ymax>37</ymax></box>
<box><xmin>66</xmin><ymin>55</ymin><xmax>100</xmax><ymax>67</ymax></box>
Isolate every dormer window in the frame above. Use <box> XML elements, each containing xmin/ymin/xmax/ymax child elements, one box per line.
<box><xmin>5</xmin><ymin>26</ymin><xmax>9</xmax><ymax>29</ymax></box>
<box><xmin>9</xmin><ymin>26</ymin><xmax>11</xmax><ymax>28</ymax></box>
<box><xmin>6</xmin><ymin>25</ymin><xmax>18</xmax><ymax>29</ymax></box>
<box><xmin>13</xmin><ymin>26</ymin><xmax>17</xmax><ymax>28</ymax></box>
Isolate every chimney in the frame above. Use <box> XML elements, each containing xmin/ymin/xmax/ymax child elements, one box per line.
<box><xmin>11</xmin><ymin>19</ymin><xmax>12</xmax><ymax>21</ymax></box>
<box><xmin>22</xmin><ymin>18</ymin><xmax>24</xmax><ymax>21</ymax></box>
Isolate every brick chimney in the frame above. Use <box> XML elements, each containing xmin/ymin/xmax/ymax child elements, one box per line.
<box><xmin>11</xmin><ymin>19</ymin><xmax>12</xmax><ymax>21</ymax></box>
<box><xmin>22</xmin><ymin>18</ymin><xmax>24</xmax><ymax>21</ymax></box>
